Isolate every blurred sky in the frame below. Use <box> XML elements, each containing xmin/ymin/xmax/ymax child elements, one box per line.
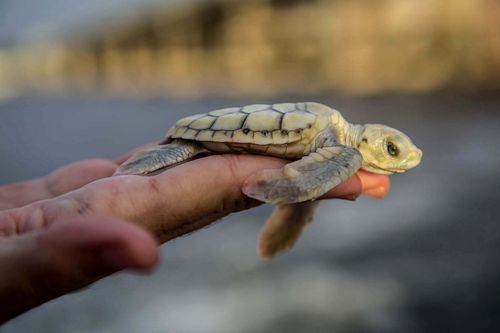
<box><xmin>0</xmin><ymin>0</ymin><xmax>188</xmax><ymax>43</ymax></box>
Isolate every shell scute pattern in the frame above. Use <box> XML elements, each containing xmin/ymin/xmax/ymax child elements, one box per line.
<box><xmin>213</xmin><ymin>131</ymin><xmax>230</xmax><ymax>141</ymax></box>
<box><xmin>272</xmin><ymin>130</ymin><xmax>290</xmax><ymax>144</ymax></box>
<box><xmin>211</xmin><ymin>112</ymin><xmax>247</xmax><ymax>131</ymax></box>
<box><xmin>253</xmin><ymin>131</ymin><xmax>274</xmax><ymax>145</ymax></box>
<box><xmin>173</xmin><ymin>127</ymin><xmax>187</xmax><ymax>137</ymax></box>
<box><xmin>243</xmin><ymin>110</ymin><xmax>282</xmax><ymax>132</ymax></box>
<box><xmin>282</xmin><ymin>111</ymin><xmax>317</xmax><ymax>131</ymax></box>
<box><xmin>208</xmin><ymin>107</ymin><xmax>241</xmax><ymax>116</ymax></box>
<box><xmin>189</xmin><ymin>115</ymin><xmax>216</xmax><ymax>130</ymax></box>
<box><xmin>286</xmin><ymin>129</ymin><xmax>303</xmax><ymax>142</ymax></box>
<box><xmin>242</xmin><ymin>104</ymin><xmax>269</xmax><ymax>113</ymax></box>
<box><xmin>167</xmin><ymin>102</ymin><xmax>327</xmax><ymax>145</ymax></box>
<box><xmin>272</xmin><ymin>103</ymin><xmax>297</xmax><ymax>113</ymax></box>
<box><xmin>196</xmin><ymin>130</ymin><xmax>214</xmax><ymax>141</ymax></box>
<box><xmin>184</xmin><ymin>129</ymin><xmax>199</xmax><ymax>137</ymax></box>
<box><xmin>232</xmin><ymin>129</ymin><xmax>255</xmax><ymax>143</ymax></box>
<box><xmin>295</xmin><ymin>102</ymin><xmax>308</xmax><ymax>111</ymax></box>
<box><xmin>176</xmin><ymin>114</ymin><xmax>205</xmax><ymax>127</ymax></box>
<box><xmin>285</xmin><ymin>144</ymin><xmax>308</xmax><ymax>157</ymax></box>
<box><xmin>304</xmin><ymin>102</ymin><xmax>332</xmax><ymax>114</ymax></box>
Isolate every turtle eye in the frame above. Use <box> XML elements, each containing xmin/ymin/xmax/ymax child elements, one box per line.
<box><xmin>386</xmin><ymin>141</ymin><xmax>400</xmax><ymax>157</ymax></box>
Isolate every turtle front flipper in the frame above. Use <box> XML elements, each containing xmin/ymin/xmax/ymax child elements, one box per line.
<box><xmin>243</xmin><ymin>146</ymin><xmax>362</xmax><ymax>204</ymax></box>
<box><xmin>258</xmin><ymin>201</ymin><xmax>320</xmax><ymax>259</ymax></box>
<box><xmin>114</xmin><ymin>139</ymin><xmax>208</xmax><ymax>175</ymax></box>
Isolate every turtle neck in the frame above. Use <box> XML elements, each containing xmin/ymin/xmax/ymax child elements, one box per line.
<box><xmin>345</xmin><ymin>123</ymin><xmax>364</xmax><ymax>147</ymax></box>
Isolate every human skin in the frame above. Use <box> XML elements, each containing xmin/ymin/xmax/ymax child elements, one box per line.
<box><xmin>0</xmin><ymin>154</ymin><xmax>389</xmax><ymax>323</ymax></box>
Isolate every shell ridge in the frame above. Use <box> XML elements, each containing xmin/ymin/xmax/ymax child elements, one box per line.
<box><xmin>271</xmin><ymin>105</ymin><xmax>284</xmax><ymax>113</ymax></box>
<box><xmin>278</xmin><ymin>112</ymin><xmax>285</xmax><ymax>129</ymax></box>
<box><xmin>181</xmin><ymin>113</ymin><xmax>205</xmax><ymax>127</ymax></box>
<box><xmin>240</xmin><ymin>112</ymin><xmax>251</xmax><ymax>131</ymax></box>
<box><xmin>305</xmin><ymin>103</ymin><xmax>315</xmax><ymax>115</ymax></box>
<box><xmin>189</xmin><ymin>115</ymin><xmax>216</xmax><ymax>130</ymax></box>
<box><xmin>208</xmin><ymin>117</ymin><xmax>216</xmax><ymax>130</ymax></box>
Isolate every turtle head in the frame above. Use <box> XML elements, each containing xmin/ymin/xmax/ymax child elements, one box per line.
<box><xmin>357</xmin><ymin>124</ymin><xmax>422</xmax><ymax>175</ymax></box>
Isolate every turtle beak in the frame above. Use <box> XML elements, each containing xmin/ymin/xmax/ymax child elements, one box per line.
<box><xmin>415</xmin><ymin>148</ymin><xmax>423</xmax><ymax>162</ymax></box>
<box><xmin>404</xmin><ymin>148</ymin><xmax>423</xmax><ymax>170</ymax></box>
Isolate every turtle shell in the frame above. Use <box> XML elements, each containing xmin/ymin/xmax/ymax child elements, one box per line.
<box><xmin>165</xmin><ymin>102</ymin><xmax>333</xmax><ymax>145</ymax></box>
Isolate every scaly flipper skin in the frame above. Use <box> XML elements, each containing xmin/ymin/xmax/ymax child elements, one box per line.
<box><xmin>259</xmin><ymin>202</ymin><xmax>320</xmax><ymax>259</ymax></box>
<box><xmin>114</xmin><ymin>139</ymin><xmax>208</xmax><ymax>175</ymax></box>
<box><xmin>242</xmin><ymin>146</ymin><xmax>362</xmax><ymax>205</ymax></box>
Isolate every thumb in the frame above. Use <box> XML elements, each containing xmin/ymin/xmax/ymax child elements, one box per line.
<box><xmin>0</xmin><ymin>215</ymin><xmax>159</xmax><ymax>323</ymax></box>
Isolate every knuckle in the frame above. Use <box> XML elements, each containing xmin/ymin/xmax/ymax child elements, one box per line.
<box><xmin>0</xmin><ymin>209</ymin><xmax>20</xmax><ymax>236</ymax></box>
<box><xmin>0</xmin><ymin>203</ymin><xmax>49</xmax><ymax>235</ymax></box>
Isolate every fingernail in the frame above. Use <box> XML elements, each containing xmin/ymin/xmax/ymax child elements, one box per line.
<box><xmin>363</xmin><ymin>186</ymin><xmax>387</xmax><ymax>199</ymax></box>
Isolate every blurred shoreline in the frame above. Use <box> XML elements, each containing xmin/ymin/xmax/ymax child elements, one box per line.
<box><xmin>1</xmin><ymin>0</ymin><xmax>500</xmax><ymax>100</ymax></box>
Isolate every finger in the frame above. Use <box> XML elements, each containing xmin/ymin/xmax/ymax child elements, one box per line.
<box><xmin>2</xmin><ymin>155</ymin><xmax>283</xmax><ymax>238</ymax></box>
<box><xmin>115</xmin><ymin>145</ymin><xmax>389</xmax><ymax>201</ymax></box>
<box><xmin>321</xmin><ymin>170</ymin><xmax>390</xmax><ymax>200</ymax></box>
<box><xmin>116</xmin><ymin>149</ymin><xmax>389</xmax><ymax>200</ymax></box>
<box><xmin>44</xmin><ymin>159</ymin><xmax>118</xmax><ymax>197</ymax></box>
<box><xmin>0</xmin><ymin>159</ymin><xmax>118</xmax><ymax>210</ymax></box>
<box><xmin>0</xmin><ymin>179</ymin><xmax>48</xmax><ymax>210</ymax></box>
<box><xmin>357</xmin><ymin>169</ymin><xmax>391</xmax><ymax>199</ymax></box>
<box><xmin>62</xmin><ymin>155</ymin><xmax>286</xmax><ymax>242</ymax></box>
<box><xmin>0</xmin><ymin>215</ymin><xmax>158</xmax><ymax>323</ymax></box>
<box><xmin>15</xmin><ymin>155</ymin><xmax>380</xmax><ymax>241</ymax></box>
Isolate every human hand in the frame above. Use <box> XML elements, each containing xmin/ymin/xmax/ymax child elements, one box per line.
<box><xmin>0</xmin><ymin>153</ymin><xmax>389</xmax><ymax>322</ymax></box>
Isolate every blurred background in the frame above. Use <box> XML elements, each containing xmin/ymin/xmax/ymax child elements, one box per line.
<box><xmin>1</xmin><ymin>0</ymin><xmax>499</xmax><ymax>332</ymax></box>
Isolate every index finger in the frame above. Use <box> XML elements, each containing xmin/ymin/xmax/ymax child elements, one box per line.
<box><xmin>322</xmin><ymin>170</ymin><xmax>390</xmax><ymax>200</ymax></box>
<box><xmin>4</xmin><ymin>155</ymin><xmax>387</xmax><ymax>241</ymax></box>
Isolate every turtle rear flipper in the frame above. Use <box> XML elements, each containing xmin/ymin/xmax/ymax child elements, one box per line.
<box><xmin>242</xmin><ymin>145</ymin><xmax>362</xmax><ymax>204</ymax></box>
<box><xmin>258</xmin><ymin>202</ymin><xmax>320</xmax><ymax>259</ymax></box>
<box><xmin>114</xmin><ymin>139</ymin><xmax>208</xmax><ymax>175</ymax></box>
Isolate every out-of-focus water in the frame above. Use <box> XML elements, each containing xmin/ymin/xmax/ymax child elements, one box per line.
<box><xmin>1</xmin><ymin>94</ymin><xmax>499</xmax><ymax>332</ymax></box>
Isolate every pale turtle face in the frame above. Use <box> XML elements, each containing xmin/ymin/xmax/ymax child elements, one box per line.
<box><xmin>357</xmin><ymin>124</ymin><xmax>422</xmax><ymax>175</ymax></box>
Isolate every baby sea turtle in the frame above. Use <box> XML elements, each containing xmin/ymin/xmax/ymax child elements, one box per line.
<box><xmin>116</xmin><ymin>102</ymin><xmax>422</xmax><ymax>258</ymax></box>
